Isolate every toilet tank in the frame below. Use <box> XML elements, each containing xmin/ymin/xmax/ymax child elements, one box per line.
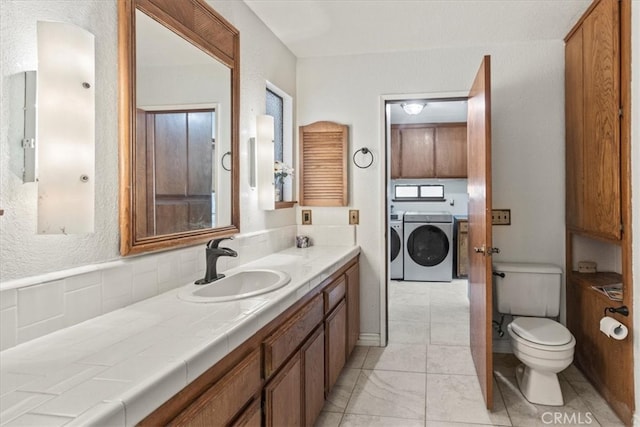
<box><xmin>493</xmin><ymin>262</ymin><xmax>563</xmax><ymax>317</ymax></box>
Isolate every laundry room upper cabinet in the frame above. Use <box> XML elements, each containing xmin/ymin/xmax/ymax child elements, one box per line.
<box><xmin>390</xmin><ymin>123</ymin><xmax>467</xmax><ymax>179</ymax></box>
<box><xmin>565</xmin><ymin>0</ymin><xmax>621</xmax><ymax>241</ymax></box>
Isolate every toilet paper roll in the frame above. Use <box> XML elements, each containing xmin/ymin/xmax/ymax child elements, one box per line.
<box><xmin>599</xmin><ymin>316</ymin><xmax>629</xmax><ymax>340</ymax></box>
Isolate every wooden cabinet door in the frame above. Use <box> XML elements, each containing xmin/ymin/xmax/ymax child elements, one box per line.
<box><xmin>581</xmin><ymin>0</ymin><xmax>621</xmax><ymax>240</ymax></box>
<box><xmin>264</xmin><ymin>353</ymin><xmax>302</xmax><ymax>427</ymax></box>
<box><xmin>168</xmin><ymin>349</ymin><xmax>261</xmax><ymax>427</ymax></box>
<box><xmin>399</xmin><ymin>127</ymin><xmax>435</xmax><ymax>178</ymax></box>
<box><xmin>565</xmin><ymin>28</ymin><xmax>584</xmax><ymax>230</ymax></box>
<box><xmin>390</xmin><ymin>126</ymin><xmax>402</xmax><ymax>178</ymax></box>
<box><xmin>230</xmin><ymin>400</ymin><xmax>261</xmax><ymax>427</ymax></box>
<box><xmin>302</xmin><ymin>327</ymin><xmax>325</xmax><ymax>426</ymax></box>
<box><xmin>345</xmin><ymin>263</ymin><xmax>360</xmax><ymax>357</ymax></box>
<box><xmin>325</xmin><ymin>299</ymin><xmax>347</xmax><ymax>394</ymax></box>
<box><xmin>435</xmin><ymin>125</ymin><xmax>467</xmax><ymax>178</ymax></box>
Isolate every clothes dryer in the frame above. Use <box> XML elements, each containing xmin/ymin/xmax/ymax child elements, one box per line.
<box><xmin>403</xmin><ymin>212</ymin><xmax>453</xmax><ymax>282</ymax></box>
<box><xmin>390</xmin><ymin>212</ymin><xmax>404</xmax><ymax>280</ymax></box>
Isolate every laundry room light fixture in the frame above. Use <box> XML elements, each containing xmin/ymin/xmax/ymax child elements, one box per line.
<box><xmin>400</xmin><ymin>102</ymin><xmax>426</xmax><ymax>115</ymax></box>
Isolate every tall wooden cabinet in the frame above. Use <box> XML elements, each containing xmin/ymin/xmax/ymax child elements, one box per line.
<box><xmin>564</xmin><ymin>0</ymin><xmax>633</xmax><ymax>424</ymax></box>
<box><xmin>565</xmin><ymin>0</ymin><xmax>621</xmax><ymax>240</ymax></box>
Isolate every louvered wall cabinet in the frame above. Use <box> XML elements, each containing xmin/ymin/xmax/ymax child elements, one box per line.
<box><xmin>299</xmin><ymin>121</ymin><xmax>348</xmax><ymax>206</ymax></box>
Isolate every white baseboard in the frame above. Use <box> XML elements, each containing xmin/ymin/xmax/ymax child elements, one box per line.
<box><xmin>357</xmin><ymin>333</ymin><xmax>381</xmax><ymax>347</ymax></box>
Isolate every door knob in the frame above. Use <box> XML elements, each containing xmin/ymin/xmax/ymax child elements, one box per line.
<box><xmin>474</xmin><ymin>246</ymin><xmax>485</xmax><ymax>253</ymax></box>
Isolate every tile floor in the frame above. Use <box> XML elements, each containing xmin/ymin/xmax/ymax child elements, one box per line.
<box><xmin>315</xmin><ymin>279</ymin><xmax>625</xmax><ymax>427</ymax></box>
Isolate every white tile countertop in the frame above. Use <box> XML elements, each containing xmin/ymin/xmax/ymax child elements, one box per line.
<box><xmin>0</xmin><ymin>245</ymin><xmax>360</xmax><ymax>426</ymax></box>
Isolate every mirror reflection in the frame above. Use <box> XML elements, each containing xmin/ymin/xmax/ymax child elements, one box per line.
<box><xmin>134</xmin><ymin>10</ymin><xmax>232</xmax><ymax>238</ymax></box>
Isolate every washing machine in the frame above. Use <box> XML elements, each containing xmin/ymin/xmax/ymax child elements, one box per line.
<box><xmin>390</xmin><ymin>212</ymin><xmax>404</xmax><ymax>280</ymax></box>
<box><xmin>403</xmin><ymin>211</ymin><xmax>453</xmax><ymax>282</ymax></box>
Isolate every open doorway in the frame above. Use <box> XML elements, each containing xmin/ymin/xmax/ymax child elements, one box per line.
<box><xmin>382</xmin><ymin>95</ymin><xmax>470</xmax><ymax>345</ymax></box>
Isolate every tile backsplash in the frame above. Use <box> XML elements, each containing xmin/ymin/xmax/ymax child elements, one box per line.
<box><xmin>0</xmin><ymin>225</ymin><xmax>306</xmax><ymax>351</ymax></box>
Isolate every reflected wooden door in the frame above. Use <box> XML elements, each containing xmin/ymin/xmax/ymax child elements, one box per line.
<box><xmin>467</xmin><ymin>55</ymin><xmax>494</xmax><ymax>409</ymax></box>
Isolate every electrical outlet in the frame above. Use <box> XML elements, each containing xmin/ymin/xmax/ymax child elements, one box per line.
<box><xmin>302</xmin><ymin>209</ymin><xmax>312</xmax><ymax>225</ymax></box>
<box><xmin>349</xmin><ymin>210</ymin><xmax>359</xmax><ymax>225</ymax></box>
<box><xmin>492</xmin><ymin>209</ymin><xmax>511</xmax><ymax>225</ymax></box>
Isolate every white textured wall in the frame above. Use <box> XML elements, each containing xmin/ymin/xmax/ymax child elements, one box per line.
<box><xmin>0</xmin><ymin>0</ymin><xmax>297</xmax><ymax>282</ymax></box>
<box><xmin>0</xmin><ymin>1</ymin><xmax>120</xmax><ymax>281</ymax></box>
<box><xmin>297</xmin><ymin>42</ymin><xmax>567</xmax><ymax>338</ymax></box>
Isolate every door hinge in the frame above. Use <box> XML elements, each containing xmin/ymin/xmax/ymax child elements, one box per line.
<box><xmin>619</xmin><ymin>108</ymin><xmax>623</xmax><ymax>117</ymax></box>
<box><xmin>474</xmin><ymin>246</ymin><xmax>500</xmax><ymax>256</ymax></box>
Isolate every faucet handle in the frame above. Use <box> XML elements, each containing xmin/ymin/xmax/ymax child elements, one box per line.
<box><xmin>207</xmin><ymin>237</ymin><xmax>233</xmax><ymax>249</ymax></box>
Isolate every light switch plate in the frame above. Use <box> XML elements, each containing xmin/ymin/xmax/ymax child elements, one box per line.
<box><xmin>492</xmin><ymin>209</ymin><xmax>511</xmax><ymax>225</ymax></box>
<box><xmin>302</xmin><ymin>209</ymin><xmax>312</xmax><ymax>225</ymax></box>
<box><xmin>349</xmin><ymin>210</ymin><xmax>359</xmax><ymax>225</ymax></box>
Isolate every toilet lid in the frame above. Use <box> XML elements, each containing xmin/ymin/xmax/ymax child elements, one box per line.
<box><xmin>510</xmin><ymin>317</ymin><xmax>573</xmax><ymax>346</ymax></box>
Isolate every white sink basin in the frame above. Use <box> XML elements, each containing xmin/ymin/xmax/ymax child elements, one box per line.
<box><xmin>178</xmin><ymin>269</ymin><xmax>291</xmax><ymax>303</ymax></box>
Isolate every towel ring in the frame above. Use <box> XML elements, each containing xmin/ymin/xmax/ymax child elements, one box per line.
<box><xmin>353</xmin><ymin>147</ymin><xmax>374</xmax><ymax>169</ymax></box>
<box><xmin>221</xmin><ymin>151</ymin><xmax>231</xmax><ymax>171</ymax></box>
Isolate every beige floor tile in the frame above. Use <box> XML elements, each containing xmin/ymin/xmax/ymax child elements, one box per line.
<box><xmin>363</xmin><ymin>343</ymin><xmax>427</xmax><ymax>373</ymax></box>
<box><xmin>496</xmin><ymin>374</ymin><xmax>599</xmax><ymax>427</ymax></box>
<box><xmin>388</xmin><ymin>320</ymin><xmax>429</xmax><ymax>345</ymax></box>
<box><xmin>346</xmin><ymin>369</ymin><xmax>426</xmax><ymax>420</ymax></box>
<box><xmin>314</xmin><ymin>411</ymin><xmax>342</xmax><ymax>427</ymax></box>
<box><xmin>345</xmin><ymin>346</ymin><xmax>369</xmax><ymax>368</ymax></box>
<box><xmin>429</xmin><ymin>321</ymin><xmax>469</xmax><ymax>346</ymax></box>
<box><xmin>340</xmin><ymin>413</ymin><xmax>424</xmax><ymax>427</ymax></box>
<box><xmin>426</xmin><ymin>345</ymin><xmax>475</xmax><ymax>375</ymax></box>
<box><xmin>560</xmin><ymin>363</ymin><xmax>588</xmax><ymax>382</ymax></box>
<box><xmin>567</xmin><ymin>381</ymin><xmax>625</xmax><ymax>426</ymax></box>
<box><xmin>390</xmin><ymin>289</ymin><xmax>431</xmax><ymax>306</ymax></box>
<box><xmin>323</xmin><ymin>368</ymin><xmax>362</xmax><ymax>412</ymax></box>
<box><xmin>426</xmin><ymin>374</ymin><xmax>511</xmax><ymax>426</ymax></box>
<box><xmin>390</xmin><ymin>281</ymin><xmax>432</xmax><ymax>295</ymax></box>
<box><xmin>425</xmin><ymin>422</ymin><xmax>495</xmax><ymax>427</ymax></box>
<box><xmin>493</xmin><ymin>352</ymin><xmax>519</xmax><ymax>379</ymax></box>
<box><xmin>389</xmin><ymin>303</ymin><xmax>430</xmax><ymax>323</ymax></box>
<box><xmin>430</xmin><ymin>304</ymin><xmax>469</xmax><ymax>325</ymax></box>
<box><xmin>324</xmin><ymin>383</ymin><xmax>355</xmax><ymax>413</ymax></box>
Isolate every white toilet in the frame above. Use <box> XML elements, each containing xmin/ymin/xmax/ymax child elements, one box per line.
<box><xmin>493</xmin><ymin>262</ymin><xmax>576</xmax><ymax>406</ymax></box>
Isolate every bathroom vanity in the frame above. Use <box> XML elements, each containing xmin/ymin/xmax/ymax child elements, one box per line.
<box><xmin>140</xmin><ymin>254</ymin><xmax>359</xmax><ymax>426</ymax></box>
<box><xmin>0</xmin><ymin>245</ymin><xmax>360</xmax><ymax>426</ymax></box>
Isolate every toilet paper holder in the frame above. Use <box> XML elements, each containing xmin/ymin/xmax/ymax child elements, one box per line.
<box><xmin>603</xmin><ymin>305</ymin><xmax>629</xmax><ymax>317</ymax></box>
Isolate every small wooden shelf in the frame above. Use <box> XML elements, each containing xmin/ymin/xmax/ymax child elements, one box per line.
<box><xmin>275</xmin><ymin>201</ymin><xmax>297</xmax><ymax>209</ymax></box>
<box><xmin>569</xmin><ymin>271</ymin><xmax>623</xmax><ymax>303</ymax></box>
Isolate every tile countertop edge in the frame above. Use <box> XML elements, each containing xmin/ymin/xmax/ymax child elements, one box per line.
<box><xmin>0</xmin><ymin>245</ymin><xmax>360</xmax><ymax>427</ymax></box>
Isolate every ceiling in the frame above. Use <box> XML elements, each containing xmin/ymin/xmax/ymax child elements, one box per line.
<box><xmin>243</xmin><ymin>0</ymin><xmax>591</xmax><ymax>58</ymax></box>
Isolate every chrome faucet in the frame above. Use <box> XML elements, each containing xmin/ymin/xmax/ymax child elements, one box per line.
<box><xmin>195</xmin><ymin>237</ymin><xmax>238</xmax><ymax>285</ymax></box>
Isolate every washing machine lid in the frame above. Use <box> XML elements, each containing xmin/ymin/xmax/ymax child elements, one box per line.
<box><xmin>404</xmin><ymin>212</ymin><xmax>452</xmax><ymax>223</ymax></box>
<box><xmin>510</xmin><ymin>317</ymin><xmax>573</xmax><ymax>346</ymax></box>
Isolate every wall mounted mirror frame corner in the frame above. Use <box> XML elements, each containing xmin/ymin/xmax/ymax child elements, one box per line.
<box><xmin>118</xmin><ymin>0</ymin><xmax>240</xmax><ymax>256</ymax></box>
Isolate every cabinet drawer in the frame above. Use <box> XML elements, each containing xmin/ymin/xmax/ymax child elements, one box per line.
<box><xmin>264</xmin><ymin>294</ymin><xmax>323</xmax><ymax>377</ymax></box>
<box><xmin>323</xmin><ymin>276</ymin><xmax>346</xmax><ymax>313</ymax></box>
<box><xmin>169</xmin><ymin>349</ymin><xmax>261</xmax><ymax>427</ymax></box>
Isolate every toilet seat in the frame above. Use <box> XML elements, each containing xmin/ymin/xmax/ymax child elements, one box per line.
<box><xmin>509</xmin><ymin>318</ymin><xmax>575</xmax><ymax>351</ymax></box>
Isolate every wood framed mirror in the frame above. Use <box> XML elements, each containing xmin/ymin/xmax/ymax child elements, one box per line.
<box><xmin>118</xmin><ymin>0</ymin><xmax>240</xmax><ymax>255</ymax></box>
